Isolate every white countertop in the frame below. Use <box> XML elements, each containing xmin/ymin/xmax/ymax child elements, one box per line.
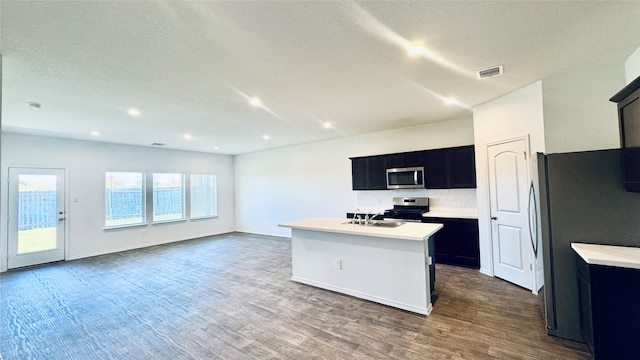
<box><xmin>422</xmin><ymin>208</ymin><xmax>478</xmax><ymax>220</ymax></box>
<box><xmin>572</xmin><ymin>243</ymin><xmax>640</xmax><ymax>270</ymax></box>
<box><xmin>279</xmin><ymin>217</ymin><xmax>443</xmax><ymax>242</ymax></box>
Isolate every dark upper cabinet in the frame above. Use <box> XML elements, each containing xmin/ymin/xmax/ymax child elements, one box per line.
<box><xmin>386</xmin><ymin>151</ymin><xmax>423</xmax><ymax>168</ymax></box>
<box><xmin>449</xmin><ymin>146</ymin><xmax>476</xmax><ymax>188</ymax></box>
<box><xmin>350</xmin><ymin>155</ymin><xmax>387</xmax><ymax>190</ymax></box>
<box><xmin>423</xmin><ymin>149</ymin><xmax>449</xmax><ymax>188</ymax></box>
<box><xmin>350</xmin><ymin>145</ymin><xmax>475</xmax><ymax>190</ymax></box>
<box><xmin>351</xmin><ymin>157</ymin><xmax>368</xmax><ymax>190</ymax></box>
<box><xmin>424</xmin><ymin>145</ymin><xmax>476</xmax><ymax>189</ymax></box>
<box><xmin>368</xmin><ymin>155</ymin><xmax>388</xmax><ymax>189</ymax></box>
<box><xmin>385</xmin><ymin>153</ymin><xmax>406</xmax><ymax>168</ymax></box>
<box><xmin>610</xmin><ymin>76</ymin><xmax>640</xmax><ymax>192</ymax></box>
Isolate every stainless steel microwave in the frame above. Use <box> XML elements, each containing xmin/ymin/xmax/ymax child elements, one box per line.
<box><xmin>386</xmin><ymin>166</ymin><xmax>425</xmax><ymax>189</ymax></box>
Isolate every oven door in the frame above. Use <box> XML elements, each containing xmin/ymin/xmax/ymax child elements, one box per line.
<box><xmin>386</xmin><ymin>167</ymin><xmax>425</xmax><ymax>189</ymax></box>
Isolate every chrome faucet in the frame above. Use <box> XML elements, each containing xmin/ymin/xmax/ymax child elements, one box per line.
<box><xmin>364</xmin><ymin>211</ymin><xmax>379</xmax><ymax>226</ymax></box>
<box><xmin>352</xmin><ymin>209</ymin><xmax>360</xmax><ymax>224</ymax></box>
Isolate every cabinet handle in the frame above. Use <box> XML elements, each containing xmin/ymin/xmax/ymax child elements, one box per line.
<box><xmin>528</xmin><ymin>181</ymin><xmax>539</xmax><ymax>258</ymax></box>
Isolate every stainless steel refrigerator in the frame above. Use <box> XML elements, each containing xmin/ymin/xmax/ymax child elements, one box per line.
<box><xmin>537</xmin><ymin>149</ymin><xmax>640</xmax><ymax>342</ymax></box>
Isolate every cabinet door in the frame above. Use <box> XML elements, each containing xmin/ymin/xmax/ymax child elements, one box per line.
<box><xmin>422</xmin><ymin>217</ymin><xmax>480</xmax><ymax>268</ymax></box>
<box><xmin>450</xmin><ymin>219</ymin><xmax>480</xmax><ymax>268</ymax></box>
<box><xmin>589</xmin><ymin>264</ymin><xmax>640</xmax><ymax>359</ymax></box>
<box><xmin>434</xmin><ymin>229</ymin><xmax>453</xmax><ymax>264</ymax></box>
<box><xmin>404</xmin><ymin>151</ymin><xmax>424</xmax><ymax>168</ymax></box>
<box><xmin>385</xmin><ymin>153</ymin><xmax>406</xmax><ymax>168</ymax></box>
<box><xmin>424</xmin><ymin>150</ymin><xmax>449</xmax><ymax>188</ymax></box>
<box><xmin>351</xmin><ymin>156</ymin><xmax>388</xmax><ymax>190</ymax></box>
<box><xmin>422</xmin><ymin>218</ymin><xmax>453</xmax><ymax>263</ymax></box>
<box><xmin>576</xmin><ymin>268</ymin><xmax>594</xmax><ymax>350</ymax></box>
<box><xmin>449</xmin><ymin>146</ymin><xmax>476</xmax><ymax>188</ymax></box>
<box><xmin>386</xmin><ymin>151</ymin><xmax>423</xmax><ymax>169</ymax></box>
<box><xmin>351</xmin><ymin>158</ymin><xmax>368</xmax><ymax>190</ymax></box>
<box><xmin>367</xmin><ymin>155</ymin><xmax>388</xmax><ymax>189</ymax></box>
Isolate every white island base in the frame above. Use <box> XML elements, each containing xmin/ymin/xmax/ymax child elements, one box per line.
<box><xmin>279</xmin><ymin>218</ymin><xmax>443</xmax><ymax>315</ymax></box>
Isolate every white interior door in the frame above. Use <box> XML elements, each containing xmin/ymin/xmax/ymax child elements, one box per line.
<box><xmin>7</xmin><ymin>167</ymin><xmax>66</xmax><ymax>269</ymax></box>
<box><xmin>487</xmin><ymin>139</ymin><xmax>533</xmax><ymax>290</ymax></box>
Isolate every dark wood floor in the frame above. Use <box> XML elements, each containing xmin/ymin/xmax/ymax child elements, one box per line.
<box><xmin>1</xmin><ymin>232</ymin><xmax>591</xmax><ymax>359</ymax></box>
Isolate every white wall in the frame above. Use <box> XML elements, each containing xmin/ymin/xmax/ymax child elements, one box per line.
<box><xmin>473</xmin><ymin>81</ymin><xmax>546</xmax><ymax>277</ymax></box>
<box><xmin>1</xmin><ymin>132</ymin><xmax>235</xmax><ymax>271</ymax></box>
<box><xmin>234</xmin><ymin>117</ymin><xmax>475</xmax><ymax>237</ymax></box>
<box><xmin>542</xmin><ymin>62</ymin><xmax>625</xmax><ymax>153</ymax></box>
<box><xmin>625</xmin><ymin>46</ymin><xmax>640</xmax><ymax>83</ymax></box>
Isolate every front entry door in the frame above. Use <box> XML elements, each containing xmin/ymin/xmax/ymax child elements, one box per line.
<box><xmin>7</xmin><ymin>168</ymin><xmax>66</xmax><ymax>269</ymax></box>
<box><xmin>487</xmin><ymin>138</ymin><xmax>533</xmax><ymax>290</ymax></box>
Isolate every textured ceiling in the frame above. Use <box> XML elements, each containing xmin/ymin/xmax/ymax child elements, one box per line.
<box><xmin>2</xmin><ymin>1</ymin><xmax>639</xmax><ymax>154</ymax></box>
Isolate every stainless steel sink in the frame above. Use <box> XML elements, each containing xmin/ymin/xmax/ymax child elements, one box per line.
<box><xmin>369</xmin><ymin>221</ymin><xmax>405</xmax><ymax>228</ymax></box>
<box><xmin>342</xmin><ymin>221</ymin><xmax>404</xmax><ymax>228</ymax></box>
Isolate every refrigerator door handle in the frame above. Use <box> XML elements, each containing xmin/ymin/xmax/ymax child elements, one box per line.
<box><xmin>528</xmin><ymin>181</ymin><xmax>539</xmax><ymax>258</ymax></box>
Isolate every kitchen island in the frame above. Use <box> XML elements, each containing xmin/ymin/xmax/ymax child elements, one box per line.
<box><xmin>278</xmin><ymin>218</ymin><xmax>443</xmax><ymax>315</ymax></box>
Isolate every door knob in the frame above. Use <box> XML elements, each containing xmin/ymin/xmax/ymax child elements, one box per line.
<box><xmin>491</xmin><ymin>216</ymin><xmax>497</xmax><ymax>220</ymax></box>
<box><xmin>58</xmin><ymin>217</ymin><xmax>65</xmax><ymax>222</ymax></box>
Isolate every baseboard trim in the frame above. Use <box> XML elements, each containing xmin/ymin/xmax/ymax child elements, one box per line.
<box><xmin>66</xmin><ymin>231</ymin><xmax>235</xmax><ymax>261</ymax></box>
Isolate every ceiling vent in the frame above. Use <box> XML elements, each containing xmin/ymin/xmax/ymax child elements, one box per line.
<box><xmin>150</xmin><ymin>142</ymin><xmax>167</xmax><ymax>146</ymax></box>
<box><xmin>476</xmin><ymin>65</ymin><xmax>504</xmax><ymax>79</ymax></box>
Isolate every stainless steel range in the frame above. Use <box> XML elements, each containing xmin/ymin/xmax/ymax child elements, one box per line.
<box><xmin>383</xmin><ymin>197</ymin><xmax>429</xmax><ymax>222</ymax></box>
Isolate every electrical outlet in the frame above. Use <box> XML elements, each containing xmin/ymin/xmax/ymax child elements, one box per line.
<box><xmin>334</xmin><ymin>259</ymin><xmax>342</xmax><ymax>270</ymax></box>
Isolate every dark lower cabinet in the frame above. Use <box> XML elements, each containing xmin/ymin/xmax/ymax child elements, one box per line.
<box><xmin>576</xmin><ymin>255</ymin><xmax>640</xmax><ymax>359</ymax></box>
<box><xmin>422</xmin><ymin>217</ymin><xmax>479</xmax><ymax>269</ymax></box>
<box><xmin>428</xmin><ymin>235</ymin><xmax>436</xmax><ymax>302</ymax></box>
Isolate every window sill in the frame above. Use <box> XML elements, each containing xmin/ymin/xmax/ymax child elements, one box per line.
<box><xmin>190</xmin><ymin>215</ymin><xmax>218</xmax><ymax>221</ymax></box>
<box><xmin>152</xmin><ymin>218</ymin><xmax>187</xmax><ymax>225</ymax></box>
<box><xmin>104</xmin><ymin>223</ymin><xmax>148</xmax><ymax>231</ymax></box>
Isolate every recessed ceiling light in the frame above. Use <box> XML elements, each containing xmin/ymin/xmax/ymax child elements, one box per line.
<box><xmin>262</xmin><ymin>134</ymin><xmax>270</xmax><ymax>140</ymax></box>
<box><xmin>323</xmin><ymin>121</ymin><xmax>333</xmax><ymax>129</ymax></box>
<box><xmin>183</xmin><ymin>134</ymin><xmax>193</xmax><ymax>140</ymax></box>
<box><xmin>127</xmin><ymin>108</ymin><xmax>141</xmax><ymax>117</ymax></box>
<box><xmin>90</xmin><ymin>131</ymin><xmax>100</xmax><ymax>136</ymax></box>
<box><xmin>28</xmin><ymin>102</ymin><xmax>42</xmax><ymax>110</ymax></box>
<box><xmin>213</xmin><ymin>146</ymin><xmax>220</xmax><ymax>150</ymax></box>
<box><xmin>249</xmin><ymin>97</ymin><xmax>262</xmax><ymax>107</ymax></box>
<box><xmin>408</xmin><ymin>42</ymin><xmax>424</xmax><ymax>56</ymax></box>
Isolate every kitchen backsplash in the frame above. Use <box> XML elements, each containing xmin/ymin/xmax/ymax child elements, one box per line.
<box><xmin>355</xmin><ymin>188</ymin><xmax>477</xmax><ymax>212</ymax></box>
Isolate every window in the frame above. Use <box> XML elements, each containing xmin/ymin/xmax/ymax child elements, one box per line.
<box><xmin>153</xmin><ymin>173</ymin><xmax>185</xmax><ymax>222</ymax></box>
<box><xmin>105</xmin><ymin>172</ymin><xmax>146</xmax><ymax>228</ymax></box>
<box><xmin>190</xmin><ymin>174</ymin><xmax>217</xmax><ymax>219</ymax></box>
